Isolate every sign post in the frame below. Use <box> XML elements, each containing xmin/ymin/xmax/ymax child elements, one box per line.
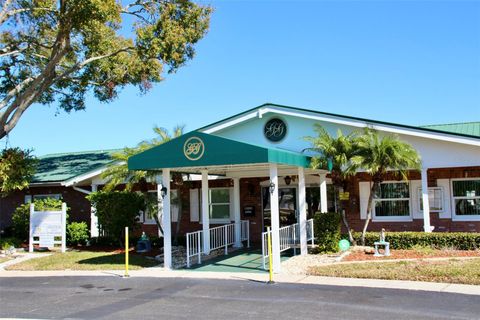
<box><xmin>124</xmin><ymin>226</ymin><xmax>129</xmax><ymax>278</ymax></box>
<box><xmin>267</xmin><ymin>227</ymin><xmax>274</xmax><ymax>284</ymax></box>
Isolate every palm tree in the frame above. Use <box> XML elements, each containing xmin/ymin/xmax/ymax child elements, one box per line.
<box><xmin>101</xmin><ymin>125</ymin><xmax>185</xmax><ymax>241</ymax></box>
<box><xmin>304</xmin><ymin>124</ymin><xmax>358</xmax><ymax>244</ymax></box>
<box><xmin>351</xmin><ymin>128</ymin><xmax>421</xmax><ymax>245</ymax></box>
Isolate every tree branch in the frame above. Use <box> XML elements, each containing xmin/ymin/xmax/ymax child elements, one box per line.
<box><xmin>54</xmin><ymin>46</ymin><xmax>134</xmax><ymax>82</ymax></box>
<box><xmin>0</xmin><ymin>77</ymin><xmax>34</xmax><ymax>110</ymax></box>
<box><xmin>0</xmin><ymin>0</ymin><xmax>13</xmax><ymax>26</ymax></box>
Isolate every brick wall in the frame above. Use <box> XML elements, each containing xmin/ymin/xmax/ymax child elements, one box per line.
<box><xmin>3</xmin><ymin>165</ymin><xmax>480</xmax><ymax>238</ymax></box>
<box><xmin>345</xmin><ymin>166</ymin><xmax>480</xmax><ymax>233</ymax></box>
<box><xmin>0</xmin><ymin>186</ymin><xmax>92</xmax><ymax>232</ymax></box>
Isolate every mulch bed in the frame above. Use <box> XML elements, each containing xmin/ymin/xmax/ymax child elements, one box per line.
<box><xmin>344</xmin><ymin>249</ymin><xmax>480</xmax><ymax>262</ymax></box>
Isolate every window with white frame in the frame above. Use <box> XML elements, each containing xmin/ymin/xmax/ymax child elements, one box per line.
<box><xmin>209</xmin><ymin>188</ymin><xmax>230</xmax><ymax>222</ymax></box>
<box><xmin>418</xmin><ymin>187</ymin><xmax>444</xmax><ymax>212</ymax></box>
<box><xmin>452</xmin><ymin>179</ymin><xmax>480</xmax><ymax>216</ymax></box>
<box><xmin>142</xmin><ymin>191</ymin><xmax>158</xmax><ymax>224</ymax></box>
<box><xmin>29</xmin><ymin>194</ymin><xmax>62</xmax><ymax>202</ymax></box>
<box><xmin>141</xmin><ymin>190</ymin><xmax>179</xmax><ymax>224</ymax></box>
<box><xmin>373</xmin><ymin>182</ymin><xmax>410</xmax><ymax>218</ymax></box>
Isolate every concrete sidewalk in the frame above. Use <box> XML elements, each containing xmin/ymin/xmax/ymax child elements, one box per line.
<box><xmin>0</xmin><ymin>253</ymin><xmax>50</xmax><ymax>271</ymax></box>
<box><xmin>1</xmin><ymin>267</ymin><xmax>479</xmax><ymax>296</ymax></box>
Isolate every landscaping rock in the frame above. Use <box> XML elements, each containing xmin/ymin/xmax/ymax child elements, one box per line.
<box><xmin>281</xmin><ymin>252</ymin><xmax>348</xmax><ymax>275</ymax></box>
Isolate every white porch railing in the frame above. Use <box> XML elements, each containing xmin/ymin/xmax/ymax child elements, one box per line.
<box><xmin>262</xmin><ymin>218</ymin><xmax>315</xmax><ymax>270</ymax></box>
<box><xmin>186</xmin><ymin>220</ymin><xmax>250</xmax><ymax>268</ymax></box>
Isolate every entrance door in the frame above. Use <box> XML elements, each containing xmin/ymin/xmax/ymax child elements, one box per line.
<box><xmin>262</xmin><ymin>187</ymin><xmax>297</xmax><ymax>230</ymax></box>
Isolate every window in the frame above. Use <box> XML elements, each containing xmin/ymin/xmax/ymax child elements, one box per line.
<box><xmin>418</xmin><ymin>187</ymin><xmax>444</xmax><ymax>212</ymax></box>
<box><xmin>141</xmin><ymin>190</ymin><xmax>179</xmax><ymax>224</ymax></box>
<box><xmin>452</xmin><ymin>179</ymin><xmax>480</xmax><ymax>217</ymax></box>
<box><xmin>31</xmin><ymin>194</ymin><xmax>61</xmax><ymax>202</ymax></box>
<box><xmin>209</xmin><ymin>188</ymin><xmax>230</xmax><ymax>222</ymax></box>
<box><xmin>306</xmin><ymin>185</ymin><xmax>337</xmax><ymax>217</ymax></box>
<box><xmin>142</xmin><ymin>191</ymin><xmax>158</xmax><ymax>225</ymax></box>
<box><xmin>373</xmin><ymin>182</ymin><xmax>411</xmax><ymax>219</ymax></box>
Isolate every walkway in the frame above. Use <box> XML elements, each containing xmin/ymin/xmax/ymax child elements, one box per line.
<box><xmin>186</xmin><ymin>249</ymin><xmax>293</xmax><ymax>273</ymax></box>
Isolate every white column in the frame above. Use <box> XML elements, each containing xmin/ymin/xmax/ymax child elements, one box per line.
<box><xmin>90</xmin><ymin>184</ymin><xmax>99</xmax><ymax>238</ymax></box>
<box><xmin>162</xmin><ymin>169</ymin><xmax>172</xmax><ymax>269</ymax></box>
<box><xmin>201</xmin><ymin>170</ymin><xmax>210</xmax><ymax>254</ymax></box>
<box><xmin>421</xmin><ymin>167</ymin><xmax>432</xmax><ymax>232</ymax></box>
<box><xmin>269</xmin><ymin>163</ymin><xmax>281</xmax><ymax>273</ymax></box>
<box><xmin>319</xmin><ymin>173</ymin><xmax>328</xmax><ymax>213</ymax></box>
<box><xmin>298</xmin><ymin>167</ymin><xmax>308</xmax><ymax>255</ymax></box>
<box><xmin>233</xmin><ymin>177</ymin><xmax>242</xmax><ymax>248</ymax></box>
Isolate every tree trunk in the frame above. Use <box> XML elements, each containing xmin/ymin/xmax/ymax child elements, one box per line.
<box><xmin>341</xmin><ymin>209</ymin><xmax>355</xmax><ymax>245</ymax></box>
<box><xmin>334</xmin><ymin>183</ymin><xmax>356</xmax><ymax>245</ymax></box>
<box><xmin>361</xmin><ymin>182</ymin><xmax>378</xmax><ymax>246</ymax></box>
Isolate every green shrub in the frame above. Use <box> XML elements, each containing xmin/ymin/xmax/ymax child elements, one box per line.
<box><xmin>351</xmin><ymin>232</ymin><xmax>480</xmax><ymax>250</ymax></box>
<box><xmin>0</xmin><ymin>237</ymin><xmax>21</xmax><ymax>250</ymax></box>
<box><xmin>87</xmin><ymin>191</ymin><xmax>145</xmax><ymax>244</ymax></box>
<box><xmin>12</xmin><ymin>198</ymin><xmax>67</xmax><ymax>240</ymax></box>
<box><xmin>67</xmin><ymin>222</ymin><xmax>89</xmax><ymax>245</ymax></box>
<box><xmin>314</xmin><ymin>212</ymin><xmax>342</xmax><ymax>253</ymax></box>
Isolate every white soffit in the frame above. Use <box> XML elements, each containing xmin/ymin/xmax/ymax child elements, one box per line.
<box><xmin>203</xmin><ymin>106</ymin><xmax>480</xmax><ymax>147</ymax></box>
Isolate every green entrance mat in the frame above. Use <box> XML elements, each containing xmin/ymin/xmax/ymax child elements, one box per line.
<box><xmin>184</xmin><ymin>249</ymin><xmax>293</xmax><ymax>273</ymax></box>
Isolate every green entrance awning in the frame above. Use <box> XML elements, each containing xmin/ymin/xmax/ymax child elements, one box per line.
<box><xmin>128</xmin><ymin>131</ymin><xmax>311</xmax><ymax>171</ymax></box>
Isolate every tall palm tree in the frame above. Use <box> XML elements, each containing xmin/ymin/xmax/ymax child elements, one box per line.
<box><xmin>304</xmin><ymin>124</ymin><xmax>358</xmax><ymax>244</ymax></box>
<box><xmin>351</xmin><ymin>128</ymin><xmax>421</xmax><ymax>245</ymax></box>
<box><xmin>101</xmin><ymin>125</ymin><xmax>185</xmax><ymax>240</ymax></box>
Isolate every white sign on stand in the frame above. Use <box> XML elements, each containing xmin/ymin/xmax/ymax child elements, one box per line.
<box><xmin>29</xmin><ymin>202</ymin><xmax>67</xmax><ymax>253</ymax></box>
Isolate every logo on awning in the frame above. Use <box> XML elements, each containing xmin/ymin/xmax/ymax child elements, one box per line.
<box><xmin>183</xmin><ymin>137</ymin><xmax>205</xmax><ymax>161</ymax></box>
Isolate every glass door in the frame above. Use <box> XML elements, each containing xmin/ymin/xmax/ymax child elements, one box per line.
<box><xmin>262</xmin><ymin>187</ymin><xmax>298</xmax><ymax>230</ymax></box>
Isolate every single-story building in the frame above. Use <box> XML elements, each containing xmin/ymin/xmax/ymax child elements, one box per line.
<box><xmin>1</xmin><ymin>103</ymin><xmax>479</xmax><ymax>271</ymax></box>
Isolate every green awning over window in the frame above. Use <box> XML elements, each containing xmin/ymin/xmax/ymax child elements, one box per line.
<box><xmin>128</xmin><ymin>131</ymin><xmax>311</xmax><ymax>171</ymax></box>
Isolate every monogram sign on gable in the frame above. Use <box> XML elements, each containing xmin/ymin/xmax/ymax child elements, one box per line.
<box><xmin>183</xmin><ymin>137</ymin><xmax>205</xmax><ymax>161</ymax></box>
<box><xmin>264</xmin><ymin>118</ymin><xmax>287</xmax><ymax>142</ymax></box>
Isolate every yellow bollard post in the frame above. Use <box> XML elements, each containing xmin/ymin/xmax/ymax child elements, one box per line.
<box><xmin>267</xmin><ymin>226</ymin><xmax>274</xmax><ymax>284</ymax></box>
<box><xmin>124</xmin><ymin>226</ymin><xmax>129</xmax><ymax>278</ymax></box>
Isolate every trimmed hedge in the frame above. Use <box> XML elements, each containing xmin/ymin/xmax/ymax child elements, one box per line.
<box><xmin>352</xmin><ymin>232</ymin><xmax>480</xmax><ymax>250</ymax></box>
<box><xmin>314</xmin><ymin>212</ymin><xmax>341</xmax><ymax>253</ymax></box>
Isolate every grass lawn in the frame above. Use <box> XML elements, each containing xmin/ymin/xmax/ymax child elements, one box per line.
<box><xmin>309</xmin><ymin>258</ymin><xmax>480</xmax><ymax>285</ymax></box>
<box><xmin>6</xmin><ymin>250</ymin><xmax>158</xmax><ymax>271</ymax></box>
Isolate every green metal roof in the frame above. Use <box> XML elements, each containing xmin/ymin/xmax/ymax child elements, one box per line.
<box><xmin>198</xmin><ymin>103</ymin><xmax>480</xmax><ymax>141</ymax></box>
<box><xmin>128</xmin><ymin>131</ymin><xmax>310</xmax><ymax>171</ymax></box>
<box><xmin>420</xmin><ymin>122</ymin><xmax>480</xmax><ymax>138</ymax></box>
<box><xmin>32</xmin><ymin>149</ymin><xmax>119</xmax><ymax>184</ymax></box>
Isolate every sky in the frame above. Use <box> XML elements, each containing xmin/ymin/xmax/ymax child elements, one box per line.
<box><xmin>8</xmin><ymin>0</ymin><xmax>480</xmax><ymax>156</ymax></box>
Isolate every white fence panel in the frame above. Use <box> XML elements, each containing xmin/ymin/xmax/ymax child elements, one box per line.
<box><xmin>186</xmin><ymin>220</ymin><xmax>250</xmax><ymax>268</ymax></box>
<box><xmin>262</xmin><ymin>219</ymin><xmax>314</xmax><ymax>270</ymax></box>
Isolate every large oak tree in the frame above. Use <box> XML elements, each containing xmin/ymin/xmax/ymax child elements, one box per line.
<box><xmin>0</xmin><ymin>0</ymin><xmax>212</xmax><ymax>139</ymax></box>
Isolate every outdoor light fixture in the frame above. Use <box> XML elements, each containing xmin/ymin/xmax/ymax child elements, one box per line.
<box><xmin>160</xmin><ymin>186</ymin><xmax>168</xmax><ymax>199</ymax></box>
<box><xmin>284</xmin><ymin>176</ymin><xmax>292</xmax><ymax>185</ymax></box>
<box><xmin>269</xmin><ymin>181</ymin><xmax>276</xmax><ymax>195</ymax></box>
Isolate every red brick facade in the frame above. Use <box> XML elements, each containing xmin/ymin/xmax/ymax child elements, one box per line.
<box><xmin>0</xmin><ymin>186</ymin><xmax>92</xmax><ymax>233</ymax></box>
<box><xmin>2</xmin><ymin>166</ymin><xmax>480</xmax><ymax>239</ymax></box>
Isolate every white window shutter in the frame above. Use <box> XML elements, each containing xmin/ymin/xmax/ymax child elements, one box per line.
<box><xmin>410</xmin><ymin>180</ymin><xmax>423</xmax><ymax>219</ymax></box>
<box><xmin>190</xmin><ymin>189</ymin><xmax>199</xmax><ymax>222</ymax></box>
<box><xmin>24</xmin><ymin>195</ymin><xmax>32</xmax><ymax>203</ymax></box>
<box><xmin>171</xmin><ymin>190</ymin><xmax>179</xmax><ymax>223</ymax></box>
<box><xmin>359</xmin><ymin>181</ymin><xmax>371</xmax><ymax>220</ymax></box>
<box><xmin>437</xmin><ymin>179</ymin><xmax>451</xmax><ymax>219</ymax></box>
<box><xmin>229</xmin><ymin>188</ymin><xmax>235</xmax><ymax>222</ymax></box>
